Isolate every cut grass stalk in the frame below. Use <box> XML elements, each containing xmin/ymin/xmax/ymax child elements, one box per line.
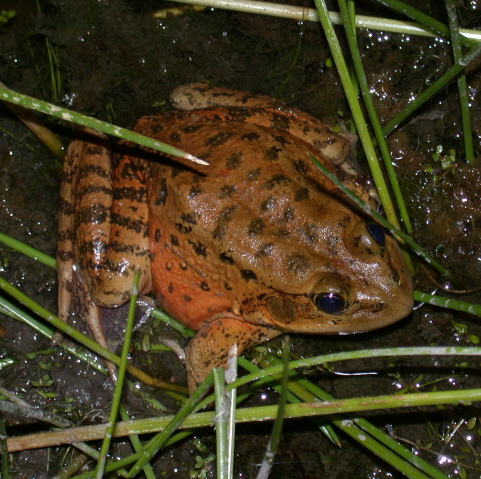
<box><xmin>213</xmin><ymin>367</ymin><xmax>229</xmax><ymax>479</ymax></box>
<box><xmin>164</xmin><ymin>0</ymin><xmax>481</xmax><ymax>41</ymax></box>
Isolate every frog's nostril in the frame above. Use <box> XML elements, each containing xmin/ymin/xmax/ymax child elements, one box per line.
<box><xmin>372</xmin><ymin>302</ymin><xmax>384</xmax><ymax>312</ymax></box>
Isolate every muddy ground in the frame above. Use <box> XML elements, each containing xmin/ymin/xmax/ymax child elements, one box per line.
<box><xmin>1</xmin><ymin>0</ymin><xmax>481</xmax><ymax>477</ymax></box>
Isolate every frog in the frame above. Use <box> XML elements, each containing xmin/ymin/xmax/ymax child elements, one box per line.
<box><xmin>57</xmin><ymin>83</ymin><xmax>413</xmax><ymax>393</ymax></box>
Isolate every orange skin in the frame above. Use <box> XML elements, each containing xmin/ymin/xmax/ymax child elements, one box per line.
<box><xmin>57</xmin><ymin>84</ymin><xmax>413</xmax><ymax>393</ymax></box>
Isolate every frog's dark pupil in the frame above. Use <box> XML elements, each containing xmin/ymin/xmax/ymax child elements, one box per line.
<box><xmin>366</xmin><ymin>223</ymin><xmax>385</xmax><ymax>246</ymax></box>
<box><xmin>313</xmin><ymin>293</ymin><xmax>347</xmax><ymax>315</ymax></box>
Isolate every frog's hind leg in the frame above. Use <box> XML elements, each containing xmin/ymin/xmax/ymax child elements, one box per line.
<box><xmin>56</xmin><ymin>128</ymin><xmax>150</xmax><ymax>380</ymax></box>
<box><xmin>185</xmin><ymin>317</ymin><xmax>281</xmax><ymax>394</ymax></box>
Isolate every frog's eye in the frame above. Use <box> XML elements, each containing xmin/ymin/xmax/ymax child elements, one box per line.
<box><xmin>366</xmin><ymin>222</ymin><xmax>385</xmax><ymax>246</ymax></box>
<box><xmin>312</xmin><ymin>292</ymin><xmax>347</xmax><ymax>315</ymax></box>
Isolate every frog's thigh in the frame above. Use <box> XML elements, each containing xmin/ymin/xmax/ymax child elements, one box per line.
<box><xmin>73</xmin><ymin>147</ymin><xmax>151</xmax><ymax>307</ymax></box>
<box><xmin>185</xmin><ymin>318</ymin><xmax>281</xmax><ymax>393</ymax></box>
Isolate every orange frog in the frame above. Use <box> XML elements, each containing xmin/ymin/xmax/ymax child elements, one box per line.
<box><xmin>57</xmin><ymin>84</ymin><xmax>413</xmax><ymax>392</ymax></box>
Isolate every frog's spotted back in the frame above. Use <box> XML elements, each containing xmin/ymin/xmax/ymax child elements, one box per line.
<box><xmin>58</xmin><ymin>84</ymin><xmax>413</xmax><ymax>393</ymax></box>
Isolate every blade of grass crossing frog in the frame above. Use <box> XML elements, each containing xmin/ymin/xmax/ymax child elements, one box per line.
<box><xmin>446</xmin><ymin>0</ymin><xmax>474</xmax><ymax>163</ymax></box>
<box><xmin>0</xmin><ymin>85</ymin><xmax>207</xmax><ymax>165</ymax></box>
<box><xmin>309</xmin><ymin>155</ymin><xmax>451</xmax><ymax>279</ymax></box>
<box><xmin>313</xmin><ymin>0</ymin><xmax>402</xmax><ymax>233</ymax></box>
<box><xmin>95</xmin><ymin>271</ymin><xmax>140</xmax><ymax>478</ymax></box>
<box><xmin>338</xmin><ymin>0</ymin><xmax>413</xmax><ymax>236</ymax></box>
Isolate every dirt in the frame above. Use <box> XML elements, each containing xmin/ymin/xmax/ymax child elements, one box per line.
<box><xmin>1</xmin><ymin>0</ymin><xmax>481</xmax><ymax>477</ymax></box>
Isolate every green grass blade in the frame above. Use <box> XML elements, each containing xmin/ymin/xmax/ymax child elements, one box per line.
<box><xmin>255</xmin><ymin>338</ymin><xmax>290</xmax><ymax>479</ymax></box>
<box><xmin>0</xmin><ymin>85</ymin><xmax>206</xmax><ymax>165</ymax></box>
<box><xmin>309</xmin><ymin>155</ymin><xmax>450</xmax><ymax>277</ymax></box>
<box><xmin>95</xmin><ymin>271</ymin><xmax>140</xmax><ymax>478</ymax></box>
<box><xmin>376</xmin><ymin>0</ymin><xmax>477</xmax><ymax>48</ymax></box>
<box><xmin>338</xmin><ymin>0</ymin><xmax>413</xmax><ymax>234</ymax></box>
<box><xmin>445</xmin><ymin>0</ymin><xmax>474</xmax><ymax>162</ymax></box>
<box><xmin>382</xmin><ymin>41</ymin><xmax>481</xmax><ymax>137</ymax></box>
<box><xmin>313</xmin><ymin>0</ymin><xmax>402</xmax><ymax>233</ymax></box>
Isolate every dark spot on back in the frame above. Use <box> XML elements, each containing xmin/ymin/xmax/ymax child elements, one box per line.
<box><xmin>154</xmin><ymin>178</ymin><xmax>168</xmax><ymax>206</ymax></box>
<box><xmin>271</xmin><ymin>113</ymin><xmax>290</xmax><ymax>131</ymax></box>
<box><xmin>189</xmin><ymin>184</ymin><xmax>203</xmax><ymax>198</ymax></box>
<box><xmin>188</xmin><ymin>239</ymin><xmax>207</xmax><ymax>257</ymax></box>
<box><xmin>206</xmin><ymin>131</ymin><xmax>232</xmax><ymax>147</ymax></box>
<box><xmin>212</xmin><ymin>205</ymin><xmax>237</xmax><ymax>240</ymax></box>
<box><xmin>248</xmin><ymin>218</ymin><xmax>264</xmax><ymax>236</ymax></box>
<box><xmin>264</xmin><ymin>146</ymin><xmax>282</xmax><ymax>161</ymax></box>
<box><xmin>176</xmin><ymin>223</ymin><xmax>192</xmax><ymax>234</ymax></box>
<box><xmin>301</xmin><ymin>224</ymin><xmax>319</xmax><ymax>243</ymax></box>
<box><xmin>281</xmin><ymin>206</ymin><xmax>294</xmax><ymax>223</ymax></box>
<box><xmin>262</xmin><ymin>174</ymin><xmax>291</xmax><ymax>190</ymax></box>
<box><xmin>287</xmin><ymin>252</ymin><xmax>310</xmax><ymax>275</ymax></box>
<box><xmin>240</xmin><ymin>132</ymin><xmax>260</xmax><ymax>141</ymax></box>
<box><xmin>220</xmin><ymin>252</ymin><xmax>234</xmax><ymax>264</ymax></box>
<box><xmin>171</xmin><ymin>235</ymin><xmax>179</xmax><ymax>246</ymax></box>
<box><xmin>260</xmin><ymin>195</ymin><xmax>276</xmax><ymax>212</ymax></box>
<box><xmin>218</xmin><ymin>185</ymin><xmax>236</xmax><ymax>199</ymax></box>
<box><xmin>225</xmin><ymin>153</ymin><xmax>243</xmax><ymax>169</ymax></box>
<box><xmin>241</xmin><ymin>269</ymin><xmax>257</xmax><ymax>282</ymax></box>
<box><xmin>294</xmin><ymin>187</ymin><xmax>309</xmax><ymax>201</ymax></box>
<box><xmin>180</xmin><ymin>124</ymin><xmax>203</xmax><ymax>133</ymax></box>
<box><xmin>293</xmin><ymin>159</ymin><xmax>309</xmax><ymax>175</ymax></box>
<box><xmin>180</xmin><ymin>212</ymin><xmax>198</xmax><ymax>225</ymax></box>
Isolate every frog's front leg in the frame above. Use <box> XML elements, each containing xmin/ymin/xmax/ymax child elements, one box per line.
<box><xmin>57</xmin><ymin>128</ymin><xmax>152</xmax><ymax>372</ymax></box>
<box><xmin>185</xmin><ymin>318</ymin><xmax>281</xmax><ymax>394</ymax></box>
